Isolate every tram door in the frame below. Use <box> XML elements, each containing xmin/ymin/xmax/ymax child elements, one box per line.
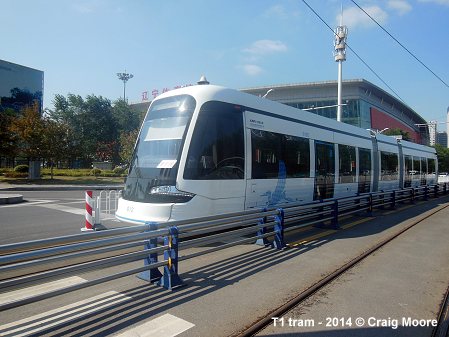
<box><xmin>358</xmin><ymin>148</ymin><xmax>372</xmax><ymax>193</ymax></box>
<box><xmin>314</xmin><ymin>141</ymin><xmax>335</xmax><ymax>200</ymax></box>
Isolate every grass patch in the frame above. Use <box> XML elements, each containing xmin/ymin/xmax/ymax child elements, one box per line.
<box><xmin>0</xmin><ymin>170</ymin><xmax>124</xmax><ymax>185</ymax></box>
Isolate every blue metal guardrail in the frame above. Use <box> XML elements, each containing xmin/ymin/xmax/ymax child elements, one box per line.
<box><xmin>0</xmin><ymin>183</ymin><xmax>448</xmax><ymax>311</ymax></box>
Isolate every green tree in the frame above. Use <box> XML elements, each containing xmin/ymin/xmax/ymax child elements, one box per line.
<box><xmin>383</xmin><ymin>128</ymin><xmax>412</xmax><ymax>141</ymax></box>
<box><xmin>10</xmin><ymin>101</ymin><xmax>44</xmax><ymax>160</ymax></box>
<box><xmin>119</xmin><ymin>129</ymin><xmax>139</xmax><ymax>164</ymax></box>
<box><xmin>435</xmin><ymin>144</ymin><xmax>449</xmax><ymax>173</ymax></box>
<box><xmin>48</xmin><ymin>94</ymin><xmax>118</xmax><ymax>165</ymax></box>
<box><xmin>112</xmin><ymin>99</ymin><xmax>141</xmax><ymax>133</ymax></box>
<box><xmin>0</xmin><ymin>108</ymin><xmax>19</xmax><ymax>160</ymax></box>
<box><xmin>41</xmin><ymin>118</ymin><xmax>71</xmax><ymax>179</ymax></box>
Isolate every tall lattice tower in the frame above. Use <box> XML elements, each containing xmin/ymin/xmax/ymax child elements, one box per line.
<box><xmin>447</xmin><ymin>106</ymin><xmax>449</xmax><ymax>148</ymax></box>
<box><xmin>334</xmin><ymin>8</ymin><xmax>348</xmax><ymax>122</ymax></box>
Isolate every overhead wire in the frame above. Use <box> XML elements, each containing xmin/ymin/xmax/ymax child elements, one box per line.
<box><xmin>300</xmin><ymin>0</ymin><xmax>406</xmax><ymax>103</ymax></box>
<box><xmin>350</xmin><ymin>0</ymin><xmax>449</xmax><ymax>89</ymax></box>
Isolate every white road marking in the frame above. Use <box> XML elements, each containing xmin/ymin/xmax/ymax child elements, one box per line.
<box><xmin>58</xmin><ymin>200</ymin><xmax>84</xmax><ymax>205</ymax></box>
<box><xmin>115</xmin><ymin>313</ymin><xmax>195</xmax><ymax>337</ymax></box>
<box><xmin>0</xmin><ymin>290</ymin><xmax>131</xmax><ymax>337</ymax></box>
<box><xmin>0</xmin><ymin>200</ymin><xmax>57</xmax><ymax>208</ymax></box>
<box><xmin>0</xmin><ymin>276</ymin><xmax>86</xmax><ymax>305</ymax></box>
<box><xmin>38</xmin><ymin>203</ymin><xmax>85</xmax><ymax>215</ymax></box>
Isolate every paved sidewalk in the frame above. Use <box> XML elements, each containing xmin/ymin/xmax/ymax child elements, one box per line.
<box><xmin>258</xmin><ymin>203</ymin><xmax>449</xmax><ymax>337</ymax></box>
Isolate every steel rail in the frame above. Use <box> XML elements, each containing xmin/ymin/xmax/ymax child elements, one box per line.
<box><xmin>0</xmin><ymin>246</ymin><xmax>167</xmax><ymax>292</ymax></box>
<box><xmin>0</xmin><ymin>240</ymin><xmax>144</xmax><ymax>280</ymax></box>
<box><xmin>0</xmin><ymin>224</ymin><xmax>157</xmax><ymax>256</ymax></box>
<box><xmin>233</xmin><ymin>202</ymin><xmax>449</xmax><ymax>337</ymax></box>
<box><xmin>0</xmin><ymin>229</ymin><xmax>168</xmax><ymax>266</ymax></box>
<box><xmin>0</xmin><ymin>183</ymin><xmax>446</xmax><ymax>313</ymax></box>
<box><xmin>180</xmin><ymin>230</ymin><xmax>277</xmax><ymax>261</ymax></box>
<box><xmin>432</xmin><ymin>282</ymin><xmax>449</xmax><ymax>337</ymax></box>
<box><xmin>180</xmin><ymin>221</ymin><xmax>276</xmax><ymax>250</ymax></box>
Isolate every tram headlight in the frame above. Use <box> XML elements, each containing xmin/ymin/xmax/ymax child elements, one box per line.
<box><xmin>149</xmin><ymin>185</ymin><xmax>195</xmax><ymax>203</ymax></box>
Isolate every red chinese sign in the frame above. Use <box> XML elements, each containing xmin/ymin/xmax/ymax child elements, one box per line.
<box><xmin>141</xmin><ymin>84</ymin><xmax>194</xmax><ymax>101</ymax></box>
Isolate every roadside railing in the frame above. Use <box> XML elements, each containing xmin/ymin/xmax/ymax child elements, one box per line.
<box><xmin>95</xmin><ymin>190</ymin><xmax>121</xmax><ymax>222</ymax></box>
<box><xmin>1</xmin><ymin>182</ymin><xmax>448</xmax><ymax>311</ymax></box>
<box><xmin>82</xmin><ymin>189</ymin><xmax>121</xmax><ymax>231</ymax></box>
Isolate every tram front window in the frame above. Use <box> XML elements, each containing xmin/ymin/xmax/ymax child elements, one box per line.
<box><xmin>123</xmin><ymin>95</ymin><xmax>196</xmax><ymax>203</ymax></box>
<box><xmin>184</xmin><ymin>101</ymin><xmax>244</xmax><ymax>180</ymax></box>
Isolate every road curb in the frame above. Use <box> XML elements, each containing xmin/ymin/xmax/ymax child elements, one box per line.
<box><xmin>0</xmin><ymin>194</ymin><xmax>23</xmax><ymax>204</ymax></box>
<box><xmin>0</xmin><ymin>185</ymin><xmax>123</xmax><ymax>192</ymax></box>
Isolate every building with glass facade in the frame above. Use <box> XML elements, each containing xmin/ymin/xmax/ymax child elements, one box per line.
<box><xmin>0</xmin><ymin>59</ymin><xmax>44</xmax><ymax>114</ymax></box>
<box><xmin>131</xmin><ymin>78</ymin><xmax>429</xmax><ymax>145</ymax></box>
<box><xmin>437</xmin><ymin>132</ymin><xmax>448</xmax><ymax>148</ymax></box>
<box><xmin>241</xmin><ymin>79</ymin><xmax>429</xmax><ymax>145</ymax></box>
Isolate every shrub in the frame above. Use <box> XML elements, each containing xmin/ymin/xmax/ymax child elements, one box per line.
<box><xmin>100</xmin><ymin>171</ymin><xmax>117</xmax><ymax>177</ymax></box>
<box><xmin>90</xmin><ymin>168</ymin><xmax>102</xmax><ymax>176</ymax></box>
<box><xmin>14</xmin><ymin>165</ymin><xmax>29</xmax><ymax>173</ymax></box>
<box><xmin>0</xmin><ymin>168</ymin><xmax>12</xmax><ymax>175</ymax></box>
<box><xmin>113</xmin><ymin>166</ymin><xmax>126</xmax><ymax>175</ymax></box>
<box><xmin>41</xmin><ymin>168</ymin><xmax>92</xmax><ymax>177</ymax></box>
<box><xmin>4</xmin><ymin>172</ymin><xmax>28</xmax><ymax>178</ymax></box>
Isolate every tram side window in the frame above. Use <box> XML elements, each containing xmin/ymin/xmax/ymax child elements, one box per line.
<box><xmin>338</xmin><ymin>145</ymin><xmax>356</xmax><ymax>183</ymax></box>
<box><xmin>358</xmin><ymin>148</ymin><xmax>371</xmax><ymax>180</ymax></box>
<box><xmin>284</xmin><ymin>135</ymin><xmax>310</xmax><ymax>178</ymax></box>
<box><xmin>421</xmin><ymin>157</ymin><xmax>428</xmax><ymax>185</ymax></box>
<box><xmin>252</xmin><ymin>130</ymin><xmax>281</xmax><ymax>179</ymax></box>
<box><xmin>428</xmin><ymin>158</ymin><xmax>436</xmax><ymax>177</ymax></box>
<box><xmin>404</xmin><ymin>155</ymin><xmax>413</xmax><ymax>186</ymax></box>
<box><xmin>380</xmin><ymin>151</ymin><xmax>398</xmax><ymax>181</ymax></box>
<box><xmin>412</xmin><ymin>157</ymin><xmax>421</xmax><ymax>179</ymax></box>
<box><xmin>251</xmin><ymin>130</ymin><xmax>310</xmax><ymax>179</ymax></box>
<box><xmin>421</xmin><ymin>158</ymin><xmax>428</xmax><ymax>175</ymax></box>
<box><xmin>184</xmin><ymin>101</ymin><xmax>244</xmax><ymax>180</ymax></box>
<box><xmin>404</xmin><ymin>156</ymin><xmax>412</xmax><ymax>177</ymax></box>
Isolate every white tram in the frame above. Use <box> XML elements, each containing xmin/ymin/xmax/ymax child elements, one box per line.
<box><xmin>116</xmin><ymin>84</ymin><xmax>437</xmax><ymax>224</ymax></box>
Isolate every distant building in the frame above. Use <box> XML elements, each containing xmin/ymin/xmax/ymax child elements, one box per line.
<box><xmin>131</xmin><ymin>78</ymin><xmax>430</xmax><ymax>145</ymax></box>
<box><xmin>437</xmin><ymin>131</ymin><xmax>448</xmax><ymax>148</ymax></box>
<box><xmin>428</xmin><ymin>121</ymin><xmax>438</xmax><ymax>146</ymax></box>
<box><xmin>242</xmin><ymin>79</ymin><xmax>429</xmax><ymax>145</ymax></box>
<box><xmin>0</xmin><ymin>59</ymin><xmax>44</xmax><ymax>114</ymax></box>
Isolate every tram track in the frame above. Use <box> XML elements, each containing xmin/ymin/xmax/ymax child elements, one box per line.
<box><xmin>233</xmin><ymin>201</ymin><xmax>449</xmax><ymax>337</ymax></box>
<box><xmin>432</xmin><ymin>282</ymin><xmax>449</xmax><ymax>337</ymax></box>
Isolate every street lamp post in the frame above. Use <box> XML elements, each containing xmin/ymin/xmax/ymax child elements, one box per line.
<box><xmin>116</xmin><ymin>71</ymin><xmax>134</xmax><ymax>102</ymax></box>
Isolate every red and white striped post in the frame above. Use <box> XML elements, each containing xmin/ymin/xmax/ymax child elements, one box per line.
<box><xmin>81</xmin><ymin>190</ymin><xmax>95</xmax><ymax>232</ymax></box>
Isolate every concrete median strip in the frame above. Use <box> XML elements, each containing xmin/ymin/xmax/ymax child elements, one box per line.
<box><xmin>0</xmin><ymin>194</ymin><xmax>23</xmax><ymax>205</ymax></box>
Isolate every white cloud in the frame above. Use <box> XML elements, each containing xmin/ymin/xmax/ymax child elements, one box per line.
<box><xmin>264</xmin><ymin>5</ymin><xmax>300</xmax><ymax>19</ymax></box>
<box><xmin>388</xmin><ymin>0</ymin><xmax>412</xmax><ymax>15</ymax></box>
<box><xmin>264</xmin><ymin>5</ymin><xmax>288</xmax><ymax>19</ymax></box>
<box><xmin>242</xmin><ymin>64</ymin><xmax>263</xmax><ymax>76</ymax></box>
<box><xmin>418</xmin><ymin>0</ymin><xmax>449</xmax><ymax>6</ymax></box>
<box><xmin>340</xmin><ymin>6</ymin><xmax>388</xmax><ymax>29</ymax></box>
<box><xmin>241</xmin><ymin>40</ymin><xmax>286</xmax><ymax>76</ymax></box>
<box><xmin>244</xmin><ymin>40</ymin><xmax>288</xmax><ymax>56</ymax></box>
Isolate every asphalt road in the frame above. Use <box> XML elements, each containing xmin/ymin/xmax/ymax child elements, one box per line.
<box><xmin>1</xmin><ymin>190</ymin><xmax>449</xmax><ymax>336</ymax></box>
<box><xmin>0</xmin><ymin>190</ymin><xmax>126</xmax><ymax>245</ymax></box>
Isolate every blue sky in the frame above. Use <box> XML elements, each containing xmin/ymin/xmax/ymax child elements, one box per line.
<box><xmin>2</xmin><ymin>0</ymin><xmax>449</xmax><ymax>126</ymax></box>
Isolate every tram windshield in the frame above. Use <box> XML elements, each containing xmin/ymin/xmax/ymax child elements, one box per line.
<box><xmin>122</xmin><ymin>95</ymin><xmax>196</xmax><ymax>202</ymax></box>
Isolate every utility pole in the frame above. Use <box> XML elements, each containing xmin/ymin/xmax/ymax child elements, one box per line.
<box><xmin>334</xmin><ymin>7</ymin><xmax>348</xmax><ymax>122</ymax></box>
<box><xmin>116</xmin><ymin>71</ymin><xmax>134</xmax><ymax>102</ymax></box>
